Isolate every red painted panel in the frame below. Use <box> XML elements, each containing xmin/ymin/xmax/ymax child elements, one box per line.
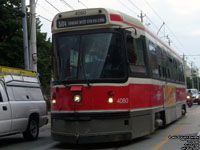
<box><xmin>151</xmin><ymin>84</ymin><xmax>164</xmax><ymax>106</ymax></box>
<box><xmin>176</xmin><ymin>88</ymin><xmax>186</xmax><ymax>101</ymax></box>
<box><xmin>110</xmin><ymin>14</ymin><xmax>123</xmax><ymax>22</ymax></box>
<box><xmin>70</xmin><ymin>85</ymin><xmax>83</xmax><ymax>92</ymax></box>
<box><xmin>51</xmin><ymin>83</ymin><xmax>185</xmax><ymax>111</ymax></box>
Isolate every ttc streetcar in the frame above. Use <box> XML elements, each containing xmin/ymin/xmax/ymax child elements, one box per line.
<box><xmin>51</xmin><ymin>8</ymin><xmax>186</xmax><ymax>144</ymax></box>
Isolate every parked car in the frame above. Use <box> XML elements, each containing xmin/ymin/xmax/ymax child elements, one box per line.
<box><xmin>187</xmin><ymin>89</ymin><xmax>200</xmax><ymax>105</ymax></box>
<box><xmin>186</xmin><ymin>89</ymin><xmax>193</xmax><ymax>107</ymax></box>
<box><xmin>0</xmin><ymin>66</ymin><xmax>48</xmax><ymax>140</ymax></box>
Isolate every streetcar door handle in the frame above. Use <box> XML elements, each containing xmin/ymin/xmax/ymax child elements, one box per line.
<box><xmin>2</xmin><ymin>106</ymin><xmax>7</xmax><ymax>111</ymax></box>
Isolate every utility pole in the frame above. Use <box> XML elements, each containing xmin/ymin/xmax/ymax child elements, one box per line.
<box><xmin>197</xmin><ymin>70</ymin><xmax>199</xmax><ymax>90</ymax></box>
<box><xmin>182</xmin><ymin>54</ymin><xmax>187</xmax><ymax>87</ymax></box>
<box><xmin>30</xmin><ymin>0</ymin><xmax>37</xmax><ymax>71</ymax></box>
<box><xmin>190</xmin><ymin>62</ymin><xmax>194</xmax><ymax>88</ymax></box>
<box><xmin>21</xmin><ymin>0</ymin><xmax>30</xmax><ymax>70</ymax></box>
<box><xmin>165</xmin><ymin>35</ymin><xmax>172</xmax><ymax>46</ymax></box>
<box><xmin>138</xmin><ymin>11</ymin><xmax>146</xmax><ymax>23</ymax></box>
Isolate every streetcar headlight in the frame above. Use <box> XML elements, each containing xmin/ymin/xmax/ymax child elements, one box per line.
<box><xmin>73</xmin><ymin>94</ymin><xmax>81</xmax><ymax>103</ymax></box>
<box><xmin>108</xmin><ymin>97</ymin><xmax>114</xmax><ymax>103</ymax></box>
<box><xmin>52</xmin><ymin>99</ymin><xmax>56</xmax><ymax>104</ymax></box>
<box><xmin>186</xmin><ymin>96</ymin><xmax>190</xmax><ymax>99</ymax></box>
<box><xmin>196</xmin><ymin>95</ymin><xmax>199</xmax><ymax>99</ymax></box>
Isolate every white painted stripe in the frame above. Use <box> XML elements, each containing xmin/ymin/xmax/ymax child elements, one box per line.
<box><xmin>52</xmin><ymin>78</ymin><xmax>186</xmax><ymax>88</ymax></box>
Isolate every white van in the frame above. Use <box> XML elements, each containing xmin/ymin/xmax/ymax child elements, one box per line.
<box><xmin>0</xmin><ymin>66</ymin><xmax>48</xmax><ymax>140</ymax></box>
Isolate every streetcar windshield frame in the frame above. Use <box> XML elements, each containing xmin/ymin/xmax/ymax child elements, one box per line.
<box><xmin>52</xmin><ymin>29</ymin><xmax>128</xmax><ymax>84</ymax></box>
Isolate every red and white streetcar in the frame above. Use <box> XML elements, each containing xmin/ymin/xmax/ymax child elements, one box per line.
<box><xmin>51</xmin><ymin>8</ymin><xmax>186</xmax><ymax>144</ymax></box>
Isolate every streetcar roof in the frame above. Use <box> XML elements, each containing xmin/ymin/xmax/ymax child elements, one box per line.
<box><xmin>52</xmin><ymin>8</ymin><xmax>182</xmax><ymax>62</ymax></box>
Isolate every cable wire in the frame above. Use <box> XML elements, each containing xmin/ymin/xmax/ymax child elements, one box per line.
<box><xmin>45</xmin><ymin>0</ymin><xmax>61</xmax><ymax>12</ymax></box>
<box><xmin>60</xmin><ymin>0</ymin><xmax>74</xmax><ymax>10</ymax></box>
<box><xmin>127</xmin><ymin>0</ymin><xmax>141</xmax><ymax>12</ymax></box>
<box><xmin>78</xmin><ymin>0</ymin><xmax>88</xmax><ymax>8</ymax></box>
<box><xmin>118</xmin><ymin>0</ymin><xmax>138</xmax><ymax>16</ymax></box>
<box><xmin>143</xmin><ymin>0</ymin><xmax>187</xmax><ymax>55</ymax></box>
<box><xmin>37</xmin><ymin>15</ymin><xmax>51</xmax><ymax>22</ymax></box>
<box><xmin>37</xmin><ymin>3</ymin><xmax>55</xmax><ymax>15</ymax></box>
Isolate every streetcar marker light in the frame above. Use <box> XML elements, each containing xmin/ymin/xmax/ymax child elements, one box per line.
<box><xmin>108</xmin><ymin>97</ymin><xmax>114</xmax><ymax>103</ymax></box>
<box><xmin>74</xmin><ymin>95</ymin><xmax>82</xmax><ymax>103</ymax></box>
<box><xmin>52</xmin><ymin>99</ymin><xmax>56</xmax><ymax>104</ymax></box>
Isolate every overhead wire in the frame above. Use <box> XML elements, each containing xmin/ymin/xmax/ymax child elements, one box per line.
<box><xmin>78</xmin><ymin>0</ymin><xmax>88</xmax><ymax>8</ymax></box>
<box><xmin>143</xmin><ymin>0</ymin><xmax>187</xmax><ymax>55</ymax></box>
<box><xmin>145</xmin><ymin>16</ymin><xmax>160</xmax><ymax>31</ymax></box>
<box><xmin>60</xmin><ymin>0</ymin><xmax>74</xmax><ymax>10</ymax></box>
<box><xmin>45</xmin><ymin>0</ymin><xmax>61</xmax><ymax>12</ymax></box>
<box><xmin>143</xmin><ymin>0</ymin><xmax>200</xmax><ymax>69</ymax></box>
<box><xmin>121</xmin><ymin>0</ymin><xmax>186</xmax><ymax>60</ymax></box>
<box><xmin>118</xmin><ymin>0</ymin><xmax>138</xmax><ymax>16</ymax></box>
<box><xmin>127</xmin><ymin>0</ymin><xmax>141</xmax><ymax>12</ymax></box>
<box><xmin>37</xmin><ymin>15</ymin><xmax>51</xmax><ymax>22</ymax></box>
<box><xmin>37</xmin><ymin>3</ymin><xmax>55</xmax><ymax>16</ymax></box>
<box><xmin>143</xmin><ymin>0</ymin><xmax>163</xmax><ymax>22</ymax></box>
<box><xmin>126</xmin><ymin>0</ymin><xmax>162</xmax><ymax>36</ymax></box>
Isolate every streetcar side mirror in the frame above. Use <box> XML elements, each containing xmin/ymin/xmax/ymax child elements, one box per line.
<box><xmin>130</xmin><ymin>28</ymin><xmax>140</xmax><ymax>39</ymax></box>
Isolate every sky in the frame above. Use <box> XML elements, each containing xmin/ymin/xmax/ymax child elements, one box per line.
<box><xmin>35</xmin><ymin>0</ymin><xmax>200</xmax><ymax>70</ymax></box>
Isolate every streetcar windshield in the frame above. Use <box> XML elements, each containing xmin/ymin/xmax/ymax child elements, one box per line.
<box><xmin>53</xmin><ymin>32</ymin><xmax>126</xmax><ymax>82</ymax></box>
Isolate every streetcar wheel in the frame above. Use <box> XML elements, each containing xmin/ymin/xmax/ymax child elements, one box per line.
<box><xmin>182</xmin><ymin>106</ymin><xmax>186</xmax><ymax>116</ymax></box>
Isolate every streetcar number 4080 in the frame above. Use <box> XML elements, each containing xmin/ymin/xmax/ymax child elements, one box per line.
<box><xmin>117</xmin><ymin>98</ymin><xmax>129</xmax><ymax>103</ymax></box>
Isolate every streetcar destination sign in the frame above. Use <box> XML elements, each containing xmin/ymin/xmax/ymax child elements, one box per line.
<box><xmin>57</xmin><ymin>15</ymin><xmax>106</xmax><ymax>28</ymax></box>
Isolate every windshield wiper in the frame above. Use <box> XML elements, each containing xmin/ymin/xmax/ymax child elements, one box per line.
<box><xmin>80</xmin><ymin>61</ymin><xmax>91</xmax><ymax>87</ymax></box>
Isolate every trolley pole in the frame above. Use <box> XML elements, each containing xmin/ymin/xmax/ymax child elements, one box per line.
<box><xmin>30</xmin><ymin>0</ymin><xmax>37</xmax><ymax>72</ymax></box>
<box><xmin>21</xmin><ymin>0</ymin><xmax>30</xmax><ymax>70</ymax></box>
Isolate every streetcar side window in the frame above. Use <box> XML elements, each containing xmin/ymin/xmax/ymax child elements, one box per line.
<box><xmin>135</xmin><ymin>38</ymin><xmax>146</xmax><ymax>66</ymax></box>
<box><xmin>177</xmin><ymin>62</ymin><xmax>185</xmax><ymax>82</ymax></box>
<box><xmin>173</xmin><ymin>59</ymin><xmax>178</xmax><ymax>81</ymax></box>
<box><xmin>126</xmin><ymin>35</ymin><xmax>146</xmax><ymax>74</ymax></box>
<box><xmin>148</xmin><ymin>41</ymin><xmax>159</xmax><ymax>77</ymax></box>
<box><xmin>127</xmin><ymin>35</ymin><xmax>137</xmax><ymax>64</ymax></box>
<box><xmin>161</xmin><ymin>48</ymin><xmax>167</xmax><ymax>78</ymax></box>
<box><xmin>167</xmin><ymin>56</ymin><xmax>173</xmax><ymax>80</ymax></box>
<box><xmin>156</xmin><ymin>46</ymin><xmax>163</xmax><ymax>78</ymax></box>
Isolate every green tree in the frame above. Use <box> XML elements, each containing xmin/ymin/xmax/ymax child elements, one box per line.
<box><xmin>0</xmin><ymin>0</ymin><xmax>24</xmax><ymax>68</ymax></box>
<box><xmin>0</xmin><ymin>0</ymin><xmax>51</xmax><ymax>100</ymax></box>
<box><xmin>186</xmin><ymin>77</ymin><xmax>192</xmax><ymax>89</ymax></box>
<box><xmin>36</xmin><ymin>19</ymin><xmax>51</xmax><ymax>99</ymax></box>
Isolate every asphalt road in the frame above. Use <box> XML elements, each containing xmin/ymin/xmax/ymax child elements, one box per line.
<box><xmin>1</xmin><ymin>104</ymin><xmax>200</xmax><ymax>150</ymax></box>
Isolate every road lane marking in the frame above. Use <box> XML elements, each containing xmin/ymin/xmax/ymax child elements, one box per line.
<box><xmin>152</xmin><ymin>125</ymin><xmax>184</xmax><ymax>150</ymax></box>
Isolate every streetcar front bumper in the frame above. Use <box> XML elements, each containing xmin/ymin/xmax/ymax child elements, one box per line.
<box><xmin>51</xmin><ymin>130</ymin><xmax>132</xmax><ymax>144</ymax></box>
<box><xmin>51</xmin><ymin>111</ymin><xmax>132</xmax><ymax>144</ymax></box>
<box><xmin>51</xmin><ymin>109</ymin><xmax>153</xmax><ymax>144</ymax></box>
